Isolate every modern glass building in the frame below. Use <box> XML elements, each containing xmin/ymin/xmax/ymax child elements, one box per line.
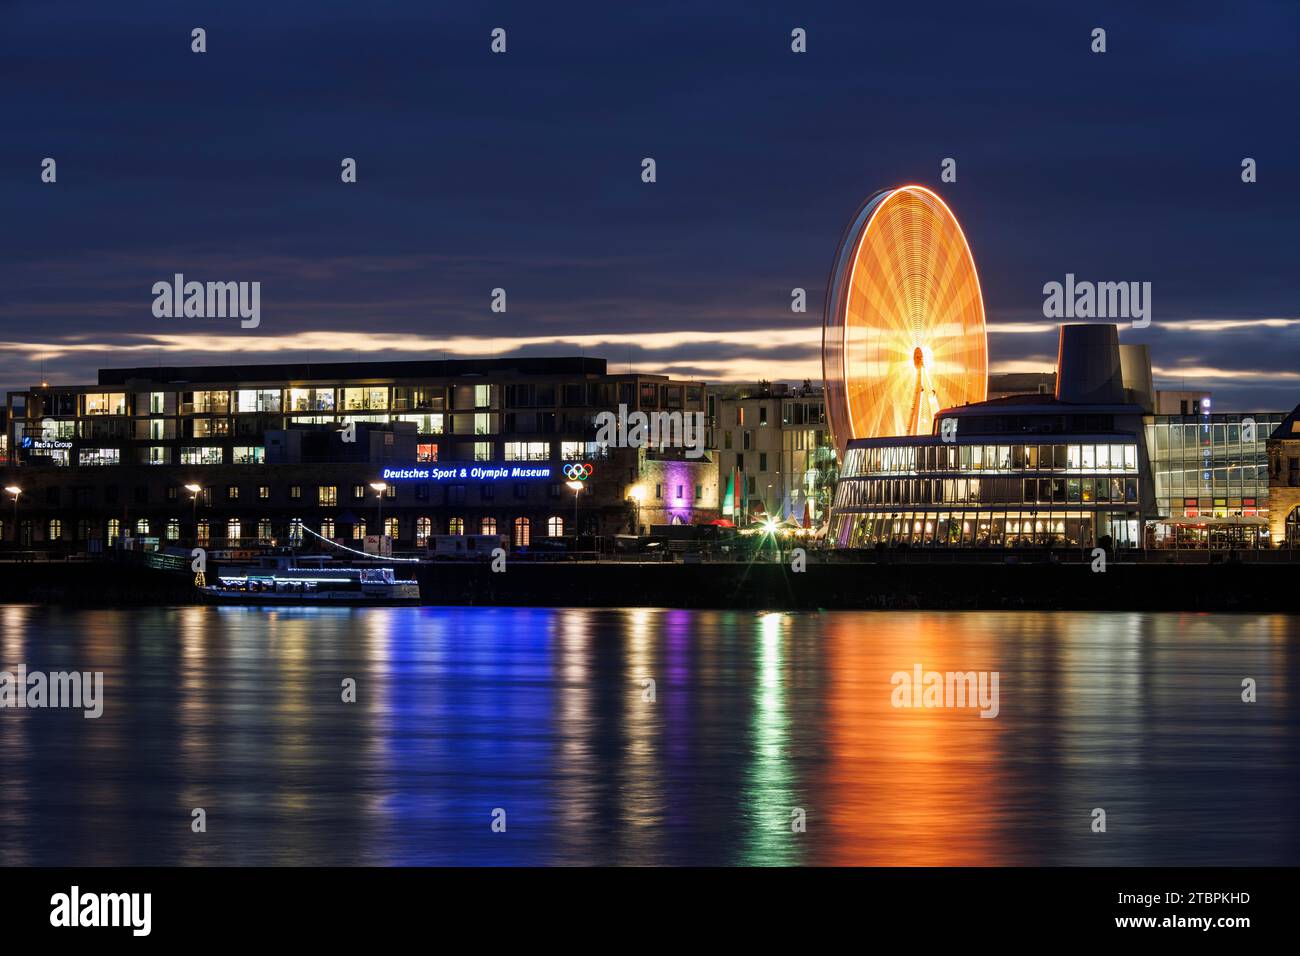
<box><xmin>1145</xmin><ymin>412</ymin><xmax>1282</xmax><ymax>548</ymax></box>
<box><xmin>831</xmin><ymin>396</ymin><xmax>1147</xmax><ymax>549</ymax></box>
<box><xmin>829</xmin><ymin>324</ymin><xmax>1287</xmax><ymax>550</ymax></box>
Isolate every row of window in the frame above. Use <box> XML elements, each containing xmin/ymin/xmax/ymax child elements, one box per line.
<box><xmin>33</xmin><ymin>481</ymin><xmax>577</xmax><ymax>507</ymax></box>
<box><xmin>1152</xmin><ymin>496</ymin><xmax>1262</xmax><ymax>519</ymax></box>
<box><xmin>844</xmin><ymin>442</ymin><xmax>1140</xmax><ymax>476</ymax></box>
<box><xmin>1151</xmin><ymin>465</ymin><xmax>1268</xmax><ymax>496</ymax></box>
<box><xmin>42</xmin><ymin>439</ymin><xmax>613</xmax><ymax>467</ymax></box>
<box><xmin>25</xmin><ymin>381</ymin><xmax>705</xmax><ymax>419</ymax></box>
<box><xmin>1147</xmin><ymin>419</ymin><xmax>1278</xmax><ymax>454</ymax></box>
<box><xmin>19</xmin><ymin>515</ymin><xmax>567</xmax><ymax>546</ymax></box>
<box><xmin>832</xmin><ymin>510</ymin><xmax>1143</xmax><ymax>549</ymax></box>
<box><xmin>835</xmin><ymin>476</ymin><xmax>1141</xmax><ymax>509</ymax></box>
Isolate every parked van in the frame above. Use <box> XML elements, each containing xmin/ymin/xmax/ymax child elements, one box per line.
<box><xmin>431</xmin><ymin>534</ymin><xmax>507</xmax><ymax>560</ymax></box>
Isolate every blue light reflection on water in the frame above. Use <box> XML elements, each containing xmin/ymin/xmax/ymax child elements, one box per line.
<box><xmin>1</xmin><ymin>606</ymin><xmax>1298</xmax><ymax>866</ymax></box>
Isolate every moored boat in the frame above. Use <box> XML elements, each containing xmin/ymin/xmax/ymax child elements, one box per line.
<box><xmin>199</xmin><ymin>564</ymin><xmax>420</xmax><ymax>605</ymax></box>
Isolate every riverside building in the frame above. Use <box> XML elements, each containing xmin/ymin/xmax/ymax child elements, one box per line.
<box><xmin>708</xmin><ymin>381</ymin><xmax>835</xmax><ymax>525</ymax></box>
<box><xmin>1</xmin><ymin>357</ymin><xmax>718</xmax><ymax>551</ymax></box>
<box><xmin>830</xmin><ymin>325</ymin><xmax>1286</xmax><ymax>550</ymax></box>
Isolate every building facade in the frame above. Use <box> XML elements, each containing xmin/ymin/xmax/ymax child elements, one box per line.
<box><xmin>708</xmin><ymin>381</ymin><xmax>835</xmax><ymax>524</ymax></box>
<box><xmin>1267</xmin><ymin>406</ymin><xmax>1300</xmax><ymax>548</ymax></box>
<box><xmin>829</xmin><ymin>325</ymin><xmax>1287</xmax><ymax>550</ymax></box>
<box><xmin>831</xmin><ymin>396</ymin><xmax>1149</xmax><ymax>549</ymax></box>
<box><xmin>1</xmin><ymin>357</ymin><xmax>718</xmax><ymax>551</ymax></box>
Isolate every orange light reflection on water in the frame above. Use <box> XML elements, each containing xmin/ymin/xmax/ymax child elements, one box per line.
<box><xmin>818</xmin><ymin>612</ymin><xmax>1007</xmax><ymax>865</ymax></box>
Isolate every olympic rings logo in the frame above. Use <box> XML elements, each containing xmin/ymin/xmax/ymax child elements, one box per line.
<box><xmin>563</xmin><ymin>462</ymin><xmax>594</xmax><ymax>481</ymax></box>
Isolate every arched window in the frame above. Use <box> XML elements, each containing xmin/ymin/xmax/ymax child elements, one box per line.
<box><xmin>48</xmin><ymin>518</ymin><xmax>63</xmax><ymax>541</ymax></box>
<box><xmin>196</xmin><ymin>519</ymin><xmax>209</xmax><ymax>544</ymax></box>
<box><xmin>513</xmin><ymin>516</ymin><xmax>531</xmax><ymax>547</ymax></box>
<box><xmin>448</xmin><ymin>517</ymin><xmax>464</xmax><ymax>536</ymax></box>
<box><xmin>415</xmin><ymin>517</ymin><xmax>433</xmax><ymax>544</ymax></box>
<box><xmin>289</xmin><ymin>518</ymin><xmax>304</xmax><ymax>545</ymax></box>
<box><xmin>257</xmin><ymin>519</ymin><xmax>272</xmax><ymax>543</ymax></box>
<box><xmin>384</xmin><ymin>516</ymin><xmax>399</xmax><ymax>539</ymax></box>
<box><xmin>136</xmin><ymin>518</ymin><xmax>150</xmax><ymax>535</ymax></box>
<box><xmin>107</xmin><ymin>518</ymin><xmax>121</xmax><ymax>546</ymax></box>
<box><xmin>547</xmin><ymin>516</ymin><xmax>564</xmax><ymax>537</ymax></box>
<box><xmin>321</xmin><ymin>518</ymin><xmax>335</xmax><ymax>539</ymax></box>
<box><xmin>227</xmin><ymin>518</ymin><xmax>241</xmax><ymax>543</ymax></box>
<box><xmin>480</xmin><ymin>517</ymin><xmax>497</xmax><ymax>535</ymax></box>
<box><xmin>353</xmin><ymin>520</ymin><xmax>367</xmax><ymax>541</ymax></box>
<box><xmin>1287</xmin><ymin>506</ymin><xmax>1300</xmax><ymax>548</ymax></box>
<box><xmin>166</xmin><ymin>518</ymin><xmax>180</xmax><ymax>541</ymax></box>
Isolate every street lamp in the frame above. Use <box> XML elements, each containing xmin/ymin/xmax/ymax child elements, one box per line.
<box><xmin>184</xmin><ymin>483</ymin><xmax>201</xmax><ymax>546</ymax></box>
<box><xmin>5</xmin><ymin>486</ymin><xmax>20</xmax><ymax>544</ymax></box>
<box><xmin>566</xmin><ymin>480</ymin><xmax>583</xmax><ymax>538</ymax></box>
<box><xmin>370</xmin><ymin>481</ymin><xmax>388</xmax><ymax>549</ymax></box>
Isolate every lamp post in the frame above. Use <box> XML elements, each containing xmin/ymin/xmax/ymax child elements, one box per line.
<box><xmin>5</xmin><ymin>485</ymin><xmax>21</xmax><ymax>545</ymax></box>
<box><xmin>370</xmin><ymin>481</ymin><xmax>388</xmax><ymax>552</ymax></box>
<box><xmin>566</xmin><ymin>480</ymin><xmax>583</xmax><ymax>538</ymax></box>
<box><xmin>184</xmin><ymin>483</ymin><xmax>201</xmax><ymax>547</ymax></box>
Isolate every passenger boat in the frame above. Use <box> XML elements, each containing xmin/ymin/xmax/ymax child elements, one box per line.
<box><xmin>198</xmin><ymin>564</ymin><xmax>421</xmax><ymax>605</ymax></box>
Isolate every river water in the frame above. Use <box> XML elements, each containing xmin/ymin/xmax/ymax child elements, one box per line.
<box><xmin>1</xmin><ymin>606</ymin><xmax>1297</xmax><ymax>866</ymax></box>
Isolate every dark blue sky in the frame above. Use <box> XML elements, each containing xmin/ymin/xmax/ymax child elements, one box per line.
<box><xmin>2</xmin><ymin>0</ymin><xmax>1297</xmax><ymax>409</ymax></box>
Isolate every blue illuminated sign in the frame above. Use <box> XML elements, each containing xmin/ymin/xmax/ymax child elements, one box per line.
<box><xmin>381</xmin><ymin>463</ymin><xmax>554</xmax><ymax>482</ymax></box>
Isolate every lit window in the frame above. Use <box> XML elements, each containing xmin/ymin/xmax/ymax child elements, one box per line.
<box><xmin>513</xmin><ymin>516</ymin><xmax>531</xmax><ymax>547</ymax></box>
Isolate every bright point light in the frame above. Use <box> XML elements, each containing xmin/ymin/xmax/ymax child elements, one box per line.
<box><xmin>369</xmin><ymin>481</ymin><xmax>387</xmax><ymax>492</ymax></box>
<box><xmin>566</xmin><ymin>481</ymin><xmax>584</xmax><ymax>492</ymax></box>
<box><xmin>762</xmin><ymin>518</ymin><xmax>778</xmax><ymax>534</ymax></box>
<box><xmin>4</xmin><ymin>486</ymin><xmax>21</xmax><ymax>496</ymax></box>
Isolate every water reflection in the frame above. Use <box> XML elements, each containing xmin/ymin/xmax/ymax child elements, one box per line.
<box><xmin>0</xmin><ymin>607</ymin><xmax>1297</xmax><ymax>866</ymax></box>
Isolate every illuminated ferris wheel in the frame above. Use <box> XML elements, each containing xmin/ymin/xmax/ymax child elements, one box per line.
<box><xmin>822</xmin><ymin>185</ymin><xmax>988</xmax><ymax>454</ymax></box>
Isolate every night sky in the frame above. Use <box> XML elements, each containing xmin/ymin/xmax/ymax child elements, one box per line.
<box><xmin>2</xmin><ymin>1</ymin><xmax>1297</xmax><ymax>410</ymax></box>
